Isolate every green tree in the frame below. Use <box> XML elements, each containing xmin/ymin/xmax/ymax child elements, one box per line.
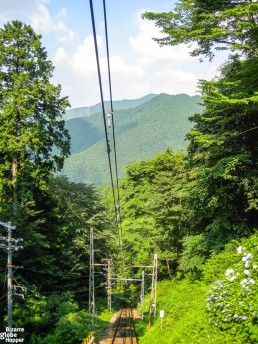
<box><xmin>0</xmin><ymin>20</ymin><xmax>70</xmax><ymax>216</ymax></box>
<box><xmin>119</xmin><ymin>150</ymin><xmax>189</xmax><ymax>276</ymax></box>
<box><xmin>14</xmin><ymin>176</ymin><xmax>109</xmax><ymax>292</ymax></box>
<box><xmin>143</xmin><ymin>2</ymin><xmax>258</xmax><ymax>250</ymax></box>
<box><xmin>143</xmin><ymin>0</ymin><xmax>258</xmax><ymax>60</ymax></box>
<box><xmin>185</xmin><ymin>56</ymin><xmax>258</xmax><ymax>249</ymax></box>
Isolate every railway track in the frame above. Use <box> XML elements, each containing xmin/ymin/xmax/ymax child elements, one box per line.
<box><xmin>100</xmin><ymin>308</ymin><xmax>138</xmax><ymax>344</ymax></box>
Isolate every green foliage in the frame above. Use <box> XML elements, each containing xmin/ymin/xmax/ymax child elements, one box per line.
<box><xmin>207</xmin><ymin>233</ymin><xmax>258</xmax><ymax>342</ymax></box>
<box><xmin>63</xmin><ymin>94</ymin><xmax>157</xmax><ymax>120</ymax></box>
<box><xmin>179</xmin><ymin>234</ymin><xmax>209</xmax><ymax>280</ymax></box>
<box><xmin>118</xmin><ymin>150</ymin><xmax>188</xmax><ymax>277</ymax></box>
<box><xmin>143</xmin><ymin>1</ymin><xmax>258</xmax><ymax>59</ymax></box>
<box><xmin>184</xmin><ymin>56</ymin><xmax>258</xmax><ymax>247</ymax></box>
<box><xmin>137</xmin><ymin>280</ymin><xmax>233</xmax><ymax>344</ymax></box>
<box><xmin>63</xmin><ymin>94</ymin><xmax>202</xmax><ymax>185</ymax></box>
<box><xmin>8</xmin><ymin>176</ymin><xmax>108</xmax><ymax>293</ymax></box>
<box><xmin>137</xmin><ymin>234</ymin><xmax>258</xmax><ymax>343</ymax></box>
<box><xmin>0</xmin><ymin>20</ymin><xmax>70</xmax><ymax>210</ymax></box>
<box><xmin>9</xmin><ymin>293</ymin><xmax>50</xmax><ymax>339</ymax></box>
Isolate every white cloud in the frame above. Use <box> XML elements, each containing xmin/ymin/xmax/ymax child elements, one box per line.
<box><xmin>53</xmin><ymin>47</ymin><xmax>71</xmax><ymax>65</ymax></box>
<box><xmin>30</xmin><ymin>4</ymin><xmax>52</xmax><ymax>33</ymax></box>
<box><xmin>110</xmin><ymin>55</ymin><xmax>143</xmax><ymax>77</ymax></box>
<box><xmin>29</xmin><ymin>3</ymin><xmax>76</xmax><ymax>43</ymax></box>
<box><xmin>0</xmin><ymin>0</ymin><xmax>35</xmax><ymax>12</ymax></box>
<box><xmin>155</xmin><ymin>68</ymin><xmax>196</xmax><ymax>82</ymax></box>
<box><xmin>53</xmin><ymin>35</ymin><xmax>143</xmax><ymax>79</ymax></box>
<box><xmin>129</xmin><ymin>15</ymin><xmax>193</xmax><ymax>67</ymax></box>
<box><xmin>35</xmin><ymin>0</ymin><xmax>50</xmax><ymax>3</ymax></box>
<box><xmin>71</xmin><ymin>35</ymin><xmax>100</xmax><ymax>75</ymax></box>
<box><xmin>154</xmin><ymin>68</ymin><xmax>198</xmax><ymax>95</ymax></box>
<box><xmin>56</xmin><ymin>22</ymin><xmax>77</xmax><ymax>43</ymax></box>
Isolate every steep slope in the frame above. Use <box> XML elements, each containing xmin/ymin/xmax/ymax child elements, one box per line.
<box><xmin>62</xmin><ymin>93</ymin><xmax>202</xmax><ymax>185</ymax></box>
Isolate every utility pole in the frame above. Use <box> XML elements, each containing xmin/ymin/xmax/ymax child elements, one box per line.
<box><xmin>149</xmin><ymin>254</ymin><xmax>158</xmax><ymax>326</ymax></box>
<box><xmin>0</xmin><ymin>221</ymin><xmax>23</xmax><ymax>328</ymax></box>
<box><xmin>140</xmin><ymin>270</ymin><xmax>145</xmax><ymax>308</ymax></box>
<box><xmin>107</xmin><ymin>259</ymin><xmax>112</xmax><ymax>312</ymax></box>
<box><xmin>89</xmin><ymin>227</ymin><xmax>95</xmax><ymax>330</ymax></box>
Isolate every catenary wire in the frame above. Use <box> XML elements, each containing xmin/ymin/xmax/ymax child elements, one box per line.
<box><xmin>89</xmin><ymin>0</ymin><xmax>117</xmax><ymax>213</ymax></box>
<box><xmin>89</xmin><ymin>0</ymin><xmax>123</xmax><ymax>255</ymax></box>
<box><xmin>103</xmin><ymin>0</ymin><xmax>121</xmax><ymax>211</ymax></box>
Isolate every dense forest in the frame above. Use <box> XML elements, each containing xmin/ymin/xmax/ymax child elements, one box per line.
<box><xmin>0</xmin><ymin>0</ymin><xmax>258</xmax><ymax>343</ymax></box>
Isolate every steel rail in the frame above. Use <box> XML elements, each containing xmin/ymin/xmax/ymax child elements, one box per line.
<box><xmin>111</xmin><ymin>308</ymin><xmax>123</xmax><ymax>344</ymax></box>
<box><xmin>110</xmin><ymin>308</ymin><xmax>137</xmax><ymax>344</ymax></box>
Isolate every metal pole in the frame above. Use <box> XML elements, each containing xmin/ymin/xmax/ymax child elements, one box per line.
<box><xmin>107</xmin><ymin>259</ymin><xmax>112</xmax><ymax>311</ymax></box>
<box><xmin>153</xmin><ymin>254</ymin><xmax>158</xmax><ymax>318</ymax></box>
<box><xmin>7</xmin><ymin>222</ymin><xmax>13</xmax><ymax>329</ymax></box>
<box><xmin>141</xmin><ymin>270</ymin><xmax>145</xmax><ymax>307</ymax></box>
<box><xmin>89</xmin><ymin>227</ymin><xmax>95</xmax><ymax>329</ymax></box>
<box><xmin>0</xmin><ymin>221</ymin><xmax>23</xmax><ymax>329</ymax></box>
<box><xmin>149</xmin><ymin>254</ymin><xmax>158</xmax><ymax>326</ymax></box>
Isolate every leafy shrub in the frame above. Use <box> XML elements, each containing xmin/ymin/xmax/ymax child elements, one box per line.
<box><xmin>179</xmin><ymin>234</ymin><xmax>209</xmax><ymax>280</ymax></box>
<box><xmin>207</xmin><ymin>233</ymin><xmax>258</xmax><ymax>342</ymax></box>
<box><xmin>137</xmin><ymin>280</ymin><xmax>235</xmax><ymax>344</ymax></box>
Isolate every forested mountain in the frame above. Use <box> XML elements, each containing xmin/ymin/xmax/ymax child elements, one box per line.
<box><xmin>63</xmin><ymin>94</ymin><xmax>156</xmax><ymax>120</ymax></box>
<box><xmin>63</xmin><ymin>93</ymin><xmax>202</xmax><ymax>185</ymax></box>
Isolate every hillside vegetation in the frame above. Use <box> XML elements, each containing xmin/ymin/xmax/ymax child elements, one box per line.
<box><xmin>63</xmin><ymin>94</ymin><xmax>157</xmax><ymax>120</ymax></box>
<box><xmin>1</xmin><ymin>1</ymin><xmax>258</xmax><ymax>343</ymax></box>
<box><xmin>63</xmin><ymin>93</ymin><xmax>202</xmax><ymax>185</ymax></box>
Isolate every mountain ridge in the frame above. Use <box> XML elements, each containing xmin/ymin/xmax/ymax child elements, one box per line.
<box><xmin>63</xmin><ymin>93</ymin><xmax>157</xmax><ymax>120</ymax></box>
<box><xmin>62</xmin><ymin>93</ymin><xmax>202</xmax><ymax>185</ymax></box>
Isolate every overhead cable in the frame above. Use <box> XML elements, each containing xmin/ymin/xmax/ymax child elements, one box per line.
<box><xmin>103</xmin><ymin>0</ymin><xmax>121</xmax><ymax>211</ymax></box>
<box><xmin>89</xmin><ymin>0</ymin><xmax>123</xmax><ymax>254</ymax></box>
<box><xmin>89</xmin><ymin>0</ymin><xmax>116</xmax><ymax>208</ymax></box>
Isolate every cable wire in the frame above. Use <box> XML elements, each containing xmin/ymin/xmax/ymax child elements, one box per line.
<box><xmin>89</xmin><ymin>0</ymin><xmax>117</xmax><ymax>212</ymax></box>
<box><xmin>103</xmin><ymin>0</ymin><xmax>121</xmax><ymax>209</ymax></box>
<box><xmin>102</xmin><ymin>0</ymin><xmax>124</xmax><ymax>261</ymax></box>
<box><xmin>89</xmin><ymin>0</ymin><xmax>123</xmax><ymax>256</ymax></box>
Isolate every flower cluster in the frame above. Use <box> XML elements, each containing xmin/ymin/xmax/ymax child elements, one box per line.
<box><xmin>206</xmin><ymin>237</ymin><xmax>258</xmax><ymax>342</ymax></box>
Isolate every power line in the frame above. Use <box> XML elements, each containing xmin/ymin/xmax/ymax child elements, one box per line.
<box><xmin>89</xmin><ymin>0</ymin><xmax>123</xmax><ymax>256</ymax></box>
<box><xmin>89</xmin><ymin>0</ymin><xmax>117</xmax><ymax>213</ymax></box>
<box><xmin>40</xmin><ymin>284</ymin><xmax>105</xmax><ymax>295</ymax></box>
<box><xmin>102</xmin><ymin>0</ymin><xmax>124</xmax><ymax>258</ymax></box>
<box><xmin>103</xmin><ymin>0</ymin><xmax>121</xmax><ymax>209</ymax></box>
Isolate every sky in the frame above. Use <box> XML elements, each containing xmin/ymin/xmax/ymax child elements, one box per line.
<box><xmin>0</xmin><ymin>0</ymin><xmax>228</xmax><ymax>109</ymax></box>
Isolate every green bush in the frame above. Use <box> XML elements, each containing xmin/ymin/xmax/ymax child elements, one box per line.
<box><xmin>137</xmin><ymin>280</ymin><xmax>234</xmax><ymax>344</ymax></box>
<box><xmin>207</xmin><ymin>233</ymin><xmax>258</xmax><ymax>342</ymax></box>
<box><xmin>137</xmin><ymin>234</ymin><xmax>258</xmax><ymax>343</ymax></box>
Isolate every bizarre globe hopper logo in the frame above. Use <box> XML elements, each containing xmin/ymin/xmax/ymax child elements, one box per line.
<box><xmin>0</xmin><ymin>328</ymin><xmax>24</xmax><ymax>343</ymax></box>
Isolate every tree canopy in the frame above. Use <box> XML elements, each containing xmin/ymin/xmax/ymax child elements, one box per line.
<box><xmin>0</xmin><ymin>20</ymin><xmax>70</xmax><ymax>216</ymax></box>
<box><xmin>143</xmin><ymin>0</ymin><xmax>258</xmax><ymax>59</ymax></box>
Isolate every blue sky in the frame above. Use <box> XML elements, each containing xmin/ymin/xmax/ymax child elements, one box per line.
<box><xmin>0</xmin><ymin>0</ymin><xmax>227</xmax><ymax>108</ymax></box>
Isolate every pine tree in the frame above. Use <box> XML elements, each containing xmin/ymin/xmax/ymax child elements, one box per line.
<box><xmin>0</xmin><ymin>21</ymin><xmax>70</xmax><ymax>216</ymax></box>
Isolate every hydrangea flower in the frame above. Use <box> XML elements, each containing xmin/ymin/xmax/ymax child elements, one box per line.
<box><xmin>207</xmin><ymin>236</ymin><xmax>257</xmax><ymax>340</ymax></box>
<box><xmin>225</xmin><ymin>268</ymin><xmax>234</xmax><ymax>277</ymax></box>
<box><xmin>237</xmin><ymin>246</ymin><xmax>242</xmax><ymax>254</ymax></box>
